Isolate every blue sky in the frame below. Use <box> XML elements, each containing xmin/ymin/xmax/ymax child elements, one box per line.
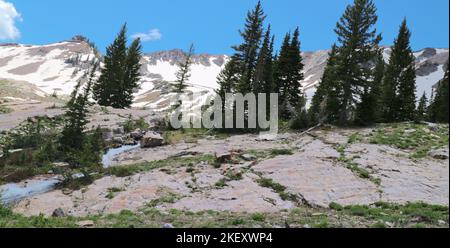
<box><xmin>2</xmin><ymin>0</ymin><xmax>449</xmax><ymax>54</ymax></box>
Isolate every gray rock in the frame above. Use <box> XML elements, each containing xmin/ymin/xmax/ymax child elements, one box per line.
<box><xmin>130</xmin><ymin>129</ymin><xmax>144</xmax><ymax>140</ymax></box>
<box><xmin>52</xmin><ymin>162</ymin><xmax>70</xmax><ymax>168</ymax></box>
<box><xmin>76</xmin><ymin>220</ymin><xmax>94</xmax><ymax>227</ymax></box>
<box><xmin>241</xmin><ymin>154</ymin><xmax>257</xmax><ymax>161</ymax></box>
<box><xmin>140</xmin><ymin>132</ymin><xmax>164</xmax><ymax>148</ymax></box>
<box><xmin>71</xmin><ymin>173</ymin><xmax>85</xmax><ymax>180</ymax></box>
<box><xmin>438</xmin><ymin>220</ymin><xmax>446</xmax><ymax>225</ymax></box>
<box><xmin>216</xmin><ymin>152</ymin><xmax>235</xmax><ymax>163</ymax></box>
<box><xmin>102</xmin><ymin>131</ymin><xmax>113</xmax><ymax>141</ymax></box>
<box><xmin>162</xmin><ymin>223</ymin><xmax>174</xmax><ymax>228</ymax></box>
<box><xmin>123</xmin><ymin>138</ymin><xmax>137</xmax><ymax>146</ymax></box>
<box><xmin>113</xmin><ymin>127</ymin><xmax>125</xmax><ymax>135</ymax></box>
<box><xmin>112</xmin><ymin>136</ymin><xmax>124</xmax><ymax>144</ymax></box>
<box><xmin>428</xmin><ymin>148</ymin><xmax>449</xmax><ymax>160</ymax></box>
<box><xmin>427</xmin><ymin>123</ymin><xmax>439</xmax><ymax>132</ymax></box>
<box><xmin>171</xmin><ymin>151</ymin><xmax>200</xmax><ymax>158</ymax></box>
<box><xmin>52</xmin><ymin>208</ymin><xmax>66</xmax><ymax>217</ymax></box>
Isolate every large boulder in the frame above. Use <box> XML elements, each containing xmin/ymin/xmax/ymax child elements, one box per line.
<box><xmin>140</xmin><ymin>132</ymin><xmax>164</xmax><ymax>148</ymax></box>
<box><xmin>428</xmin><ymin>148</ymin><xmax>449</xmax><ymax>160</ymax></box>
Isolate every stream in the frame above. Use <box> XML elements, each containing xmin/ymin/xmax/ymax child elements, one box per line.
<box><xmin>0</xmin><ymin>144</ymin><xmax>140</xmax><ymax>205</ymax></box>
<box><xmin>0</xmin><ymin>176</ymin><xmax>62</xmax><ymax>205</ymax></box>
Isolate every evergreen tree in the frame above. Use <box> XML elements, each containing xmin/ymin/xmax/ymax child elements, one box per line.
<box><xmin>415</xmin><ymin>92</ymin><xmax>428</xmax><ymax>122</ymax></box>
<box><xmin>234</xmin><ymin>0</ymin><xmax>266</xmax><ymax>94</ymax></box>
<box><xmin>394</xmin><ymin>19</ymin><xmax>417</xmax><ymax>121</ymax></box>
<box><xmin>173</xmin><ymin>44</ymin><xmax>195</xmax><ymax>94</ymax></box>
<box><xmin>308</xmin><ymin>44</ymin><xmax>340</xmax><ymax>125</ymax></box>
<box><xmin>215</xmin><ymin>56</ymin><xmax>241</xmax><ymax>130</ymax></box>
<box><xmin>214</xmin><ymin>1</ymin><xmax>266</xmax><ymax>131</ymax></box>
<box><xmin>253</xmin><ymin>26</ymin><xmax>274</xmax><ymax>94</ymax></box>
<box><xmin>382</xmin><ymin>19</ymin><xmax>416</xmax><ymax>122</ymax></box>
<box><xmin>216</xmin><ymin>56</ymin><xmax>240</xmax><ymax>99</ymax></box>
<box><xmin>61</xmin><ymin>62</ymin><xmax>99</xmax><ymax>150</ymax></box>
<box><xmin>355</xmin><ymin>52</ymin><xmax>385</xmax><ymax>125</ymax></box>
<box><xmin>93</xmin><ymin>24</ymin><xmax>142</xmax><ymax>108</ymax></box>
<box><xmin>120</xmin><ymin>38</ymin><xmax>143</xmax><ymax>107</ymax></box>
<box><xmin>273</xmin><ymin>28</ymin><xmax>305</xmax><ymax>119</ymax></box>
<box><xmin>371</xmin><ymin>53</ymin><xmax>385</xmax><ymax>122</ymax></box>
<box><xmin>274</xmin><ymin>33</ymin><xmax>291</xmax><ymax>105</ymax></box>
<box><xmin>331</xmin><ymin>0</ymin><xmax>382</xmax><ymax>125</ymax></box>
<box><xmin>428</xmin><ymin>61</ymin><xmax>449</xmax><ymax>123</ymax></box>
<box><xmin>287</xmin><ymin>27</ymin><xmax>304</xmax><ymax>109</ymax></box>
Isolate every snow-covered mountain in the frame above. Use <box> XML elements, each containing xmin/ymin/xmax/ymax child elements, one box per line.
<box><xmin>0</xmin><ymin>38</ymin><xmax>448</xmax><ymax>111</ymax></box>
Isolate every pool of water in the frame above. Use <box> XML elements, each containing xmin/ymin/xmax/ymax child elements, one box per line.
<box><xmin>101</xmin><ymin>144</ymin><xmax>140</xmax><ymax>168</ymax></box>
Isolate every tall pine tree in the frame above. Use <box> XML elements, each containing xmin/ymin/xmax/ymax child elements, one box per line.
<box><xmin>253</xmin><ymin>26</ymin><xmax>274</xmax><ymax>94</ymax></box>
<box><xmin>355</xmin><ymin>52</ymin><xmax>385</xmax><ymax>126</ymax></box>
<box><xmin>382</xmin><ymin>19</ymin><xmax>416</xmax><ymax>122</ymax></box>
<box><xmin>309</xmin><ymin>44</ymin><xmax>340</xmax><ymax>125</ymax></box>
<box><xmin>274</xmin><ymin>28</ymin><xmax>305</xmax><ymax>119</ymax></box>
<box><xmin>93</xmin><ymin>24</ymin><xmax>142</xmax><ymax>108</ymax></box>
<box><xmin>234</xmin><ymin>0</ymin><xmax>266</xmax><ymax>95</ymax></box>
<box><xmin>415</xmin><ymin>92</ymin><xmax>428</xmax><ymax>122</ymax></box>
<box><xmin>428</xmin><ymin>61</ymin><xmax>449</xmax><ymax>123</ymax></box>
<box><xmin>331</xmin><ymin>0</ymin><xmax>382</xmax><ymax>125</ymax></box>
<box><xmin>274</xmin><ymin>32</ymin><xmax>291</xmax><ymax>103</ymax></box>
<box><xmin>61</xmin><ymin>62</ymin><xmax>99</xmax><ymax>150</ymax></box>
<box><xmin>287</xmin><ymin>28</ymin><xmax>305</xmax><ymax>111</ymax></box>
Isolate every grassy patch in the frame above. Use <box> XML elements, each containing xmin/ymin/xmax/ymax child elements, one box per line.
<box><xmin>106</xmin><ymin>154</ymin><xmax>216</xmax><ymax>178</ymax></box>
<box><xmin>251</xmin><ymin>213</ymin><xmax>266</xmax><ymax>222</ymax></box>
<box><xmin>336</xmin><ymin>141</ymin><xmax>378</xmax><ymax>184</ymax></box>
<box><xmin>0</xmin><ymin>201</ymin><xmax>447</xmax><ymax>228</ymax></box>
<box><xmin>122</xmin><ymin>117</ymin><xmax>150</xmax><ymax>133</ymax></box>
<box><xmin>256</xmin><ymin>177</ymin><xmax>297</xmax><ymax>201</ymax></box>
<box><xmin>329</xmin><ymin>202</ymin><xmax>344</xmax><ymax>211</ymax></box>
<box><xmin>369</xmin><ymin>123</ymin><xmax>449</xmax><ymax>159</ymax></box>
<box><xmin>0</xmin><ymin>105</ymin><xmax>12</xmax><ymax>114</ymax></box>
<box><xmin>269</xmin><ymin>148</ymin><xmax>294</xmax><ymax>156</ymax></box>
<box><xmin>348</xmin><ymin>132</ymin><xmax>363</xmax><ymax>144</ymax></box>
<box><xmin>163</xmin><ymin>129</ymin><xmax>229</xmax><ymax>145</ymax></box>
<box><xmin>147</xmin><ymin>188</ymin><xmax>182</xmax><ymax>207</ymax></box>
<box><xmin>105</xmin><ymin>187</ymin><xmax>124</xmax><ymax>199</ymax></box>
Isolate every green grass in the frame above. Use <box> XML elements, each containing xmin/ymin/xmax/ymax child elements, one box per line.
<box><xmin>146</xmin><ymin>189</ymin><xmax>182</xmax><ymax>207</ymax></box>
<box><xmin>0</xmin><ymin>105</ymin><xmax>12</xmax><ymax>114</ymax></box>
<box><xmin>105</xmin><ymin>187</ymin><xmax>124</xmax><ymax>199</ymax></box>
<box><xmin>251</xmin><ymin>213</ymin><xmax>266</xmax><ymax>222</ymax></box>
<box><xmin>329</xmin><ymin>202</ymin><xmax>344</xmax><ymax>211</ymax></box>
<box><xmin>1</xmin><ymin>201</ymin><xmax>446</xmax><ymax>228</ymax></box>
<box><xmin>123</xmin><ymin>117</ymin><xmax>150</xmax><ymax>133</ymax></box>
<box><xmin>256</xmin><ymin>177</ymin><xmax>297</xmax><ymax>201</ymax></box>
<box><xmin>269</xmin><ymin>148</ymin><xmax>294</xmax><ymax>156</ymax></box>
<box><xmin>106</xmin><ymin>154</ymin><xmax>216</xmax><ymax>178</ymax></box>
<box><xmin>369</xmin><ymin>123</ymin><xmax>449</xmax><ymax>159</ymax></box>
<box><xmin>163</xmin><ymin>128</ymin><xmax>229</xmax><ymax>145</ymax></box>
<box><xmin>348</xmin><ymin>132</ymin><xmax>363</xmax><ymax>144</ymax></box>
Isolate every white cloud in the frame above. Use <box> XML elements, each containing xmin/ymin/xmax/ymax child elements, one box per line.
<box><xmin>131</xmin><ymin>29</ymin><xmax>162</xmax><ymax>42</ymax></box>
<box><xmin>0</xmin><ymin>0</ymin><xmax>22</xmax><ymax>40</ymax></box>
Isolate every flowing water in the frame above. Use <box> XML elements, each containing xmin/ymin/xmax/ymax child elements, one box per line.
<box><xmin>0</xmin><ymin>145</ymin><xmax>140</xmax><ymax>205</ymax></box>
<box><xmin>0</xmin><ymin>176</ymin><xmax>62</xmax><ymax>205</ymax></box>
<box><xmin>101</xmin><ymin>144</ymin><xmax>140</xmax><ymax>168</ymax></box>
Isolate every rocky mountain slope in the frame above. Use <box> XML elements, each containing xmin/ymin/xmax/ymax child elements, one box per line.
<box><xmin>0</xmin><ymin>38</ymin><xmax>448</xmax><ymax>109</ymax></box>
